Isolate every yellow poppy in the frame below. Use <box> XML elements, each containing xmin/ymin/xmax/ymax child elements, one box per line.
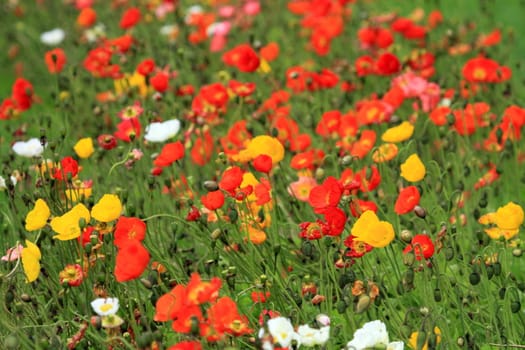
<box><xmin>234</xmin><ymin>135</ymin><xmax>284</xmax><ymax>164</ymax></box>
<box><xmin>381</xmin><ymin>121</ymin><xmax>414</xmax><ymax>143</ymax></box>
<box><xmin>351</xmin><ymin>210</ymin><xmax>395</xmax><ymax>248</ymax></box>
<box><xmin>91</xmin><ymin>194</ymin><xmax>122</xmax><ymax>223</ymax></box>
<box><xmin>479</xmin><ymin>202</ymin><xmax>523</xmax><ymax>240</ymax></box>
<box><xmin>408</xmin><ymin>327</ymin><xmax>441</xmax><ymax>350</ymax></box>
<box><xmin>51</xmin><ymin>203</ymin><xmax>91</xmax><ymax>240</ymax></box>
<box><xmin>73</xmin><ymin>137</ymin><xmax>95</xmax><ymax>159</ymax></box>
<box><xmin>25</xmin><ymin>199</ymin><xmax>51</xmax><ymax>231</ymax></box>
<box><xmin>21</xmin><ymin>240</ymin><xmax>41</xmax><ymax>283</ymax></box>
<box><xmin>400</xmin><ymin>154</ymin><xmax>426</xmax><ymax>182</ymax></box>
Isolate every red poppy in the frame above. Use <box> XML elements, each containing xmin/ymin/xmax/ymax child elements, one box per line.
<box><xmin>308</xmin><ymin>176</ymin><xmax>343</xmax><ymax>213</ymax></box>
<box><xmin>462</xmin><ymin>56</ymin><xmax>510</xmax><ymax>83</ymax></box>
<box><xmin>45</xmin><ymin>48</ymin><xmax>67</xmax><ymax>73</ymax></box>
<box><xmin>219</xmin><ymin>166</ymin><xmax>244</xmax><ymax>194</ymax></box>
<box><xmin>150</xmin><ymin>71</ymin><xmax>169</xmax><ymax>93</ymax></box>
<box><xmin>201</xmin><ymin>190</ymin><xmax>225</xmax><ymax>211</ymax></box>
<box><xmin>53</xmin><ymin>156</ymin><xmax>79</xmax><ymax>180</ymax></box>
<box><xmin>154</xmin><ymin>141</ymin><xmax>185</xmax><ymax>167</ymax></box>
<box><xmin>168</xmin><ymin>341</ymin><xmax>202</xmax><ymax>350</ymax></box>
<box><xmin>344</xmin><ymin>235</ymin><xmax>373</xmax><ymax>258</ymax></box>
<box><xmin>355</xmin><ymin>55</ymin><xmax>375</xmax><ymax>77</ymax></box>
<box><xmin>154</xmin><ymin>284</ymin><xmax>186</xmax><ymax>322</ymax></box>
<box><xmin>375</xmin><ymin>52</ymin><xmax>401</xmax><ymax>76</ymax></box>
<box><xmin>350</xmin><ymin>129</ymin><xmax>377</xmax><ymax>159</ymax></box>
<box><xmin>222</xmin><ymin>44</ymin><xmax>260</xmax><ymax>73</ymax></box>
<box><xmin>299</xmin><ymin>221</ymin><xmax>324</xmax><ymax>240</ymax></box>
<box><xmin>228</xmin><ymin>80</ymin><xmax>256</xmax><ymax>97</ymax></box>
<box><xmin>322</xmin><ymin>207</ymin><xmax>347</xmax><ymax>236</ymax></box>
<box><xmin>252</xmin><ymin>154</ymin><xmax>273</xmax><ymax>173</ymax></box>
<box><xmin>171</xmin><ymin>305</ymin><xmax>203</xmax><ymax>333</ymax></box>
<box><xmin>199</xmin><ymin>83</ymin><xmax>228</xmax><ymax>109</ymax></box>
<box><xmin>251</xmin><ymin>291</ymin><xmax>270</xmax><ymax>303</ymax></box>
<box><xmin>286</xmin><ymin>66</ymin><xmax>311</xmax><ymax>93</ymax></box>
<box><xmin>206</xmin><ymin>297</ymin><xmax>252</xmax><ymax>337</ymax></box>
<box><xmin>316</xmin><ymin>110</ymin><xmax>341</xmax><ymax>137</ymax></box>
<box><xmin>255</xmin><ymin>178</ymin><xmax>272</xmax><ymax>206</ymax></box>
<box><xmin>191</xmin><ymin>131</ymin><xmax>214</xmax><ymax>166</ymax></box>
<box><xmin>290</xmin><ymin>150</ymin><xmax>314</xmax><ymax>170</ymax></box>
<box><xmin>474</xmin><ymin>165</ymin><xmax>499</xmax><ymax>189</ymax></box>
<box><xmin>136</xmin><ymin>58</ymin><xmax>155</xmax><ymax>76</ymax></box>
<box><xmin>403</xmin><ymin>234</ymin><xmax>434</xmax><ymax>260</ymax></box>
<box><xmin>429</xmin><ymin>106</ymin><xmax>450</xmax><ymax>126</ymax></box>
<box><xmin>120</xmin><ymin>7</ymin><xmax>141</xmax><ymax>29</ymax></box>
<box><xmin>77</xmin><ymin>7</ymin><xmax>97</xmax><ymax>28</ymax></box>
<box><xmin>97</xmin><ymin>134</ymin><xmax>118</xmax><ymax>150</ymax></box>
<box><xmin>12</xmin><ymin>78</ymin><xmax>34</xmax><ymax>111</ymax></box>
<box><xmin>315</xmin><ymin>68</ymin><xmax>339</xmax><ymax>89</ymax></box>
<box><xmin>114</xmin><ymin>118</ymin><xmax>141</xmax><ymax>142</ymax></box>
<box><xmin>114</xmin><ymin>239</ymin><xmax>150</xmax><ymax>282</ymax></box>
<box><xmin>186</xmin><ymin>273</ymin><xmax>222</xmax><ymax>305</ymax></box>
<box><xmin>394</xmin><ymin>186</ymin><xmax>421</xmax><ymax>215</ymax></box>
<box><xmin>349</xmin><ymin>199</ymin><xmax>378</xmax><ymax>217</ymax></box>
<box><xmin>105</xmin><ymin>34</ymin><xmax>134</xmax><ymax>54</ymax></box>
<box><xmin>78</xmin><ymin>226</ymin><xmax>96</xmax><ymax>247</ymax></box>
<box><xmin>358</xmin><ymin>27</ymin><xmax>393</xmax><ymax>49</ymax></box>
<box><xmin>259</xmin><ymin>42</ymin><xmax>279</xmax><ymax>62</ymax></box>
<box><xmin>355</xmin><ymin>165</ymin><xmax>381</xmax><ymax>192</ymax></box>
<box><xmin>0</xmin><ymin>98</ymin><xmax>17</xmax><ymax>120</ymax></box>
<box><xmin>114</xmin><ymin>216</ymin><xmax>146</xmax><ymax>248</ymax></box>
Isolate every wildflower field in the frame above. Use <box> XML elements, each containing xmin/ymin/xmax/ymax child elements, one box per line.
<box><xmin>2</xmin><ymin>0</ymin><xmax>525</xmax><ymax>349</ymax></box>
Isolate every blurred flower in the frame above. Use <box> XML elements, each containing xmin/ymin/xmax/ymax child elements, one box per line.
<box><xmin>25</xmin><ymin>198</ymin><xmax>50</xmax><ymax>231</ymax></box>
<box><xmin>234</xmin><ymin>135</ymin><xmax>284</xmax><ymax>164</ymax></box>
<box><xmin>65</xmin><ymin>179</ymin><xmax>93</xmax><ymax>202</ymax></box>
<box><xmin>351</xmin><ymin>210</ymin><xmax>395</xmax><ymax>248</ymax></box>
<box><xmin>59</xmin><ymin>264</ymin><xmax>84</xmax><ymax>287</ymax></box>
<box><xmin>479</xmin><ymin>202</ymin><xmax>524</xmax><ymax>240</ymax></box>
<box><xmin>84</xmin><ymin>23</ymin><xmax>106</xmax><ymax>43</ymax></box>
<box><xmin>346</xmin><ymin>320</ymin><xmax>404</xmax><ymax>349</ymax></box>
<box><xmin>400</xmin><ymin>154</ymin><xmax>426</xmax><ymax>182</ymax></box>
<box><xmin>12</xmin><ymin>138</ymin><xmax>45</xmax><ymax>157</ymax></box>
<box><xmin>381</xmin><ymin>121</ymin><xmax>414</xmax><ymax>143</ymax></box>
<box><xmin>91</xmin><ymin>297</ymin><xmax>119</xmax><ymax>316</ymax></box>
<box><xmin>372</xmin><ymin>143</ymin><xmax>398</xmax><ymax>163</ymax></box>
<box><xmin>408</xmin><ymin>327</ymin><xmax>441</xmax><ymax>350</ymax></box>
<box><xmin>44</xmin><ymin>48</ymin><xmax>67</xmax><ymax>73</ymax></box>
<box><xmin>403</xmin><ymin>234</ymin><xmax>435</xmax><ymax>260</ymax></box>
<box><xmin>297</xmin><ymin>324</ymin><xmax>330</xmax><ymax>347</ymax></box>
<box><xmin>266</xmin><ymin>317</ymin><xmax>299</xmax><ymax>348</ymax></box>
<box><xmin>288</xmin><ymin>175</ymin><xmax>317</xmax><ymax>202</ymax></box>
<box><xmin>73</xmin><ymin>137</ymin><xmax>94</xmax><ymax>158</ymax></box>
<box><xmin>115</xmin><ymin>239</ymin><xmax>150</xmax><ymax>282</ymax></box>
<box><xmin>154</xmin><ymin>141</ymin><xmax>185</xmax><ymax>167</ymax></box>
<box><xmin>91</xmin><ymin>194</ymin><xmax>122</xmax><ymax>222</ymax></box>
<box><xmin>1</xmin><ymin>244</ymin><xmax>23</xmax><ymax>262</ymax></box>
<box><xmin>144</xmin><ymin>119</ymin><xmax>181</xmax><ymax>142</ymax></box>
<box><xmin>21</xmin><ymin>240</ymin><xmax>41</xmax><ymax>283</ymax></box>
<box><xmin>40</xmin><ymin>28</ymin><xmax>65</xmax><ymax>46</ymax></box>
<box><xmin>51</xmin><ymin>203</ymin><xmax>91</xmax><ymax>240</ymax></box>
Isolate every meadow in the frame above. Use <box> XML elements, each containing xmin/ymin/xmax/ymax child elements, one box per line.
<box><xmin>1</xmin><ymin>0</ymin><xmax>525</xmax><ymax>349</ymax></box>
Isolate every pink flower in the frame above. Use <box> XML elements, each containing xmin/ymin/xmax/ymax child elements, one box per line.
<box><xmin>419</xmin><ymin>82</ymin><xmax>441</xmax><ymax>112</ymax></box>
<box><xmin>210</xmin><ymin>35</ymin><xmax>228</xmax><ymax>52</ymax></box>
<box><xmin>288</xmin><ymin>176</ymin><xmax>317</xmax><ymax>202</ymax></box>
<box><xmin>219</xmin><ymin>5</ymin><xmax>235</xmax><ymax>18</ymax></box>
<box><xmin>243</xmin><ymin>1</ymin><xmax>260</xmax><ymax>15</ymax></box>
<box><xmin>392</xmin><ymin>71</ymin><xmax>428</xmax><ymax>98</ymax></box>
<box><xmin>2</xmin><ymin>245</ymin><xmax>23</xmax><ymax>262</ymax></box>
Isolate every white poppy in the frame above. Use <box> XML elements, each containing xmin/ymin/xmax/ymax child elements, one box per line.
<box><xmin>40</xmin><ymin>28</ymin><xmax>65</xmax><ymax>46</ymax></box>
<box><xmin>144</xmin><ymin>119</ymin><xmax>181</xmax><ymax>143</ymax></box>
<box><xmin>91</xmin><ymin>297</ymin><xmax>119</xmax><ymax>316</ymax></box>
<box><xmin>12</xmin><ymin>138</ymin><xmax>45</xmax><ymax>157</ymax></box>
<box><xmin>346</xmin><ymin>320</ymin><xmax>390</xmax><ymax>349</ymax></box>
<box><xmin>267</xmin><ymin>317</ymin><xmax>300</xmax><ymax>348</ymax></box>
<box><xmin>297</xmin><ymin>324</ymin><xmax>330</xmax><ymax>347</ymax></box>
<box><xmin>85</xmin><ymin>23</ymin><xmax>106</xmax><ymax>43</ymax></box>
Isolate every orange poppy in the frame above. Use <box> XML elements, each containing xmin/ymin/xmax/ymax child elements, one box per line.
<box><xmin>394</xmin><ymin>186</ymin><xmax>420</xmax><ymax>215</ymax></box>
<box><xmin>201</xmin><ymin>190</ymin><xmax>225</xmax><ymax>211</ymax></box>
<box><xmin>77</xmin><ymin>7</ymin><xmax>97</xmax><ymax>28</ymax></box>
<box><xmin>44</xmin><ymin>48</ymin><xmax>67</xmax><ymax>74</ymax></box>
<box><xmin>154</xmin><ymin>141</ymin><xmax>185</xmax><ymax>167</ymax></box>
<box><xmin>114</xmin><ymin>240</ymin><xmax>150</xmax><ymax>282</ymax></box>
<box><xmin>114</xmin><ymin>216</ymin><xmax>146</xmax><ymax>248</ymax></box>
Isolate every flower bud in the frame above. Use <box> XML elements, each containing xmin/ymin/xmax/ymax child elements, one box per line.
<box><xmin>203</xmin><ymin>180</ymin><xmax>219</xmax><ymax>192</ymax></box>
<box><xmin>511</xmin><ymin>301</ymin><xmax>521</xmax><ymax>313</ymax></box>
<box><xmin>401</xmin><ymin>229</ymin><xmax>413</xmax><ymax>243</ymax></box>
<box><xmin>355</xmin><ymin>294</ymin><xmax>371</xmax><ymax>313</ymax></box>
<box><xmin>512</xmin><ymin>248</ymin><xmax>523</xmax><ymax>257</ymax></box>
<box><xmin>413</xmin><ymin>205</ymin><xmax>426</xmax><ymax>219</ymax></box>
<box><xmin>469</xmin><ymin>272</ymin><xmax>480</xmax><ymax>285</ymax></box>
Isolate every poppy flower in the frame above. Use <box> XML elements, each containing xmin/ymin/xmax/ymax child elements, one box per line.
<box><xmin>21</xmin><ymin>240</ymin><xmax>41</xmax><ymax>283</ymax></box>
<box><xmin>252</xmin><ymin>154</ymin><xmax>273</xmax><ymax>173</ymax></box>
<box><xmin>59</xmin><ymin>264</ymin><xmax>84</xmax><ymax>287</ymax></box>
<box><xmin>344</xmin><ymin>235</ymin><xmax>373</xmax><ymax>258</ymax></box>
<box><xmin>219</xmin><ymin>166</ymin><xmax>244</xmax><ymax>194</ymax></box>
<box><xmin>259</xmin><ymin>42</ymin><xmax>279</xmax><ymax>62</ymax></box>
<box><xmin>25</xmin><ymin>199</ymin><xmax>51</xmax><ymax>231</ymax></box>
<box><xmin>429</xmin><ymin>106</ymin><xmax>450</xmax><ymax>126</ymax></box>
<box><xmin>91</xmin><ymin>194</ymin><xmax>122</xmax><ymax>223</ymax></box>
<box><xmin>403</xmin><ymin>234</ymin><xmax>435</xmax><ymax>260</ymax></box>
<box><xmin>53</xmin><ymin>156</ymin><xmax>79</xmax><ymax>180</ymax></box>
<box><xmin>136</xmin><ymin>58</ymin><xmax>155</xmax><ymax>76</ymax></box>
<box><xmin>400</xmin><ymin>154</ymin><xmax>426</xmax><ymax>182</ymax></box>
<box><xmin>351</xmin><ymin>210</ymin><xmax>395</xmax><ymax>248</ymax></box>
<box><xmin>73</xmin><ymin>137</ymin><xmax>94</xmax><ymax>159</ymax></box>
<box><xmin>114</xmin><ymin>240</ymin><xmax>150</xmax><ymax>282</ymax></box>
<box><xmin>201</xmin><ymin>190</ymin><xmax>225</xmax><ymax>211</ymax></box>
<box><xmin>381</xmin><ymin>121</ymin><xmax>414</xmax><ymax>143</ymax></box>
<box><xmin>372</xmin><ymin>143</ymin><xmax>398</xmax><ymax>163</ymax></box>
<box><xmin>144</xmin><ymin>119</ymin><xmax>181</xmax><ymax>143</ymax></box>
<box><xmin>288</xmin><ymin>176</ymin><xmax>317</xmax><ymax>202</ymax></box>
<box><xmin>322</xmin><ymin>207</ymin><xmax>347</xmax><ymax>236</ymax></box>
<box><xmin>154</xmin><ymin>141</ymin><xmax>185</xmax><ymax>167</ymax></box>
<box><xmin>222</xmin><ymin>44</ymin><xmax>260</xmax><ymax>73</ymax></box>
<box><xmin>308</xmin><ymin>176</ymin><xmax>343</xmax><ymax>214</ymax></box>
<box><xmin>316</xmin><ymin>110</ymin><xmax>341</xmax><ymax>137</ymax></box>
<box><xmin>394</xmin><ymin>186</ymin><xmax>421</xmax><ymax>215</ymax></box>
<box><xmin>77</xmin><ymin>7</ymin><xmax>97</xmax><ymax>28</ymax></box>
<box><xmin>235</xmin><ymin>135</ymin><xmax>284</xmax><ymax>164</ymax></box>
<box><xmin>114</xmin><ymin>118</ymin><xmax>141</xmax><ymax>142</ymax></box>
<box><xmin>168</xmin><ymin>341</ymin><xmax>202</xmax><ymax>350</ymax></box>
<box><xmin>479</xmin><ymin>202</ymin><xmax>524</xmax><ymax>240</ymax></box>
<box><xmin>97</xmin><ymin>134</ymin><xmax>118</xmax><ymax>150</ymax></box>
<box><xmin>190</xmin><ymin>131</ymin><xmax>214</xmax><ymax>166</ymax></box>
<box><xmin>374</xmin><ymin>52</ymin><xmax>401</xmax><ymax>76</ymax></box>
<box><xmin>114</xmin><ymin>216</ymin><xmax>146</xmax><ymax>248</ymax></box>
<box><xmin>150</xmin><ymin>71</ymin><xmax>170</xmax><ymax>93</ymax></box>
<box><xmin>207</xmin><ymin>296</ymin><xmax>252</xmax><ymax>337</ymax></box>
<box><xmin>12</xmin><ymin>78</ymin><xmax>34</xmax><ymax>111</ymax></box>
<box><xmin>50</xmin><ymin>203</ymin><xmax>91</xmax><ymax>241</ymax></box>
<box><xmin>186</xmin><ymin>272</ymin><xmax>222</xmax><ymax>305</ymax></box>
<box><xmin>119</xmin><ymin>7</ymin><xmax>141</xmax><ymax>29</ymax></box>
<box><xmin>44</xmin><ymin>48</ymin><xmax>67</xmax><ymax>73</ymax></box>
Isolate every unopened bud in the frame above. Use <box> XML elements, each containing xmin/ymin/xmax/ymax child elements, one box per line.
<box><xmin>211</xmin><ymin>229</ymin><xmax>222</xmax><ymax>240</ymax></box>
<box><xmin>203</xmin><ymin>181</ymin><xmax>219</xmax><ymax>192</ymax></box>
<box><xmin>401</xmin><ymin>230</ymin><xmax>413</xmax><ymax>243</ymax></box>
<box><xmin>355</xmin><ymin>295</ymin><xmax>371</xmax><ymax>313</ymax></box>
<box><xmin>413</xmin><ymin>205</ymin><xmax>426</xmax><ymax>219</ymax></box>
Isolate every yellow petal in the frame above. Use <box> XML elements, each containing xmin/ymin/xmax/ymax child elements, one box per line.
<box><xmin>494</xmin><ymin>202</ymin><xmax>524</xmax><ymax>231</ymax></box>
<box><xmin>91</xmin><ymin>194</ymin><xmax>122</xmax><ymax>223</ymax></box>
<box><xmin>245</xmin><ymin>136</ymin><xmax>284</xmax><ymax>164</ymax></box>
<box><xmin>51</xmin><ymin>203</ymin><xmax>91</xmax><ymax>241</ymax></box>
<box><xmin>73</xmin><ymin>137</ymin><xmax>94</xmax><ymax>159</ymax></box>
<box><xmin>21</xmin><ymin>240</ymin><xmax>41</xmax><ymax>283</ymax></box>
<box><xmin>400</xmin><ymin>154</ymin><xmax>426</xmax><ymax>182</ymax></box>
<box><xmin>25</xmin><ymin>199</ymin><xmax>51</xmax><ymax>231</ymax></box>
<box><xmin>381</xmin><ymin>121</ymin><xmax>414</xmax><ymax>143</ymax></box>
